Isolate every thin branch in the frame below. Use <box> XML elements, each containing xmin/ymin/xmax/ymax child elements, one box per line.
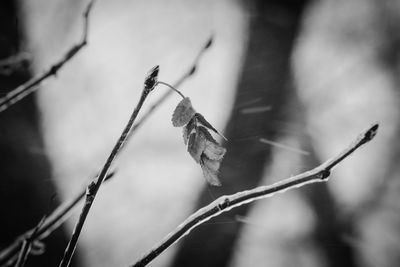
<box><xmin>129</xmin><ymin>35</ymin><xmax>213</xmax><ymax>135</ymax></box>
<box><xmin>13</xmin><ymin>242</ymin><xmax>28</xmax><ymax>267</ymax></box>
<box><xmin>0</xmin><ymin>37</ymin><xmax>213</xmax><ymax>266</ymax></box>
<box><xmin>156</xmin><ymin>81</ymin><xmax>185</xmax><ymax>99</ymax></box>
<box><xmin>0</xmin><ymin>0</ymin><xmax>95</xmax><ymax>113</ymax></box>
<box><xmin>14</xmin><ymin>216</ymin><xmax>46</xmax><ymax>267</ymax></box>
<box><xmin>58</xmin><ymin>66</ymin><xmax>159</xmax><ymax>267</ymax></box>
<box><xmin>129</xmin><ymin>123</ymin><xmax>379</xmax><ymax>267</ymax></box>
<box><xmin>0</xmin><ymin>172</ymin><xmax>115</xmax><ymax>267</ymax></box>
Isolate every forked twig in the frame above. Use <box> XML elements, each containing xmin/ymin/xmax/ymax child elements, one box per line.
<box><xmin>58</xmin><ymin>66</ymin><xmax>160</xmax><ymax>267</ymax></box>
<box><xmin>0</xmin><ymin>37</ymin><xmax>213</xmax><ymax>267</ymax></box>
<box><xmin>129</xmin><ymin>123</ymin><xmax>379</xmax><ymax>267</ymax></box>
<box><xmin>0</xmin><ymin>0</ymin><xmax>95</xmax><ymax>113</ymax></box>
<box><xmin>14</xmin><ymin>216</ymin><xmax>46</xmax><ymax>267</ymax></box>
<box><xmin>0</xmin><ymin>173</ymin><xmax>115</xmax><ymax>267</ymax></box>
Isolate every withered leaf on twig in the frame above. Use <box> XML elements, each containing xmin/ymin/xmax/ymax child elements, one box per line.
<box><xmin>171</xmin><ymin>97</ymin><xmax>226</xmax><ymax>186</ymax></box>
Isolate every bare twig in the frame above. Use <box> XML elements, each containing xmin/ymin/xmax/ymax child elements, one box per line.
<box><xmin>0</xmin><ymin>172</ymin><xmax>115</xmax><ymax>267</ymax></box>
<box><xmin>156</xmin><ymin>81</ymin><xmax>185</xmax><ymax>98</ymax></box>
<box><xmin>129</xmin><ymin>123</ymin><xmax>379</xmax><ymax>267</ymax></box>
<box><xmin>0</xmin><ymin>0</ymin><xmax>95</xmax><ymax>113</ymax></box>
<box><xmin>14</xmin><ymin>217</ymin><xmax>46</xmax><ymax>267</ymax></box>
<box><xmin>1</xmin><ymin>37</ymin><xmax>212</xmax><ymax>266</ymax></box>
<box><xmin>58</xmin><ymin>66</ymin><xmax>159</xmax><ymax>267</ymax></box>
<box><xmin>129</xmin><ymin>36</ymin><xmax>213</xmax><ymax>135</ymax></box>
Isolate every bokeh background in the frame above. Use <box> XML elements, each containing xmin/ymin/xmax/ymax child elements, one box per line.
<box><xmin>1</xmin><ymin>0</ymin><xmax>400</xmax><ymax>266</ymax></box>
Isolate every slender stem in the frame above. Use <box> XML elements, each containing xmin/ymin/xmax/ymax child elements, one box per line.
<box><xmin>129</xmin><ymin>123</ymin><xmax>379</xmax><ymax>267</ymax></box>
<box><xmin>14</xmin><ymin>241</ymin><xmax>29</xmax><ymax>267</ymax></box>
<box><xmin>129</xmin><ymin>35</ymin><xmax>212</xmax><ymax>136</ymax></box>
<box><xmin>14</xmin><ymin>216</ymin><xmax>46</xmax><ymax>267</ymax></box>
<box><xmin>0</xmin><ymin>0</ymin><xmax>94</xmax><ymax>113</ymax></box>
<box><xmin>59</xmin><ymin>67</ymin><xmax>159</xmax><ymax>267</ymax></box>
<box><xmin>1</xmin><ymin>35</ymin><xmax>212</xmax><ymax>267</ymax></box>
<box><xmin>156</xmin><ymin>81</ymin><xmax>185</xmax><ymax>99</ymax></box>
<box><xmin>0</xmin><ymin>173</ymin><xmax>115</xmax><ymax>267</ymax></box>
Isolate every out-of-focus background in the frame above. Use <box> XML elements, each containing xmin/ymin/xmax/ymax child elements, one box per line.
<box><xmin>1</xmin><ymin>0</ymin><xmax>400</xmax><ymax>266</ymax></box>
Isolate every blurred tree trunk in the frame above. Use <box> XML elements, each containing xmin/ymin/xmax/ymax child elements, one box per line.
<box><xmin>0</xmin><ymin>1</ymin><xmax>78</xmax><ymax>266</ymax></box>
<box><xmin>302</xmin><ymin>146</ymin><xmax>356</xmax><ymax>267</ymax></box>
<box><xmin>293</xmin><ymin>0</ymin><xmax>400</xmax><ymax>266</ymax></box>
<box><xmin>171</xmin><ymin>1</ymin><xmax>307</xmax><ymax>266</ymax></box>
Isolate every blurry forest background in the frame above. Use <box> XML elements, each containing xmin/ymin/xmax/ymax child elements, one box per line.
<box><xmin>1</xmin><ymin>0</ymin><xmax>400</xmax><ymax>266</ymax></box>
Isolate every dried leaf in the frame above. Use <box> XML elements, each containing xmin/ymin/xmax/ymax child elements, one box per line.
<box><xmin>183</xmin><ymin>127</ymin><xmax>189</xmax><ymax>145</ymax></box>
<box><xmin>204</xmin><ymin>141</ymin><xmax>226</xmax><ymax>161</ymax></box>
<box><xmin>183</xmin><ymin>118</ymin><xmax>196</xmax><ymax>145</ymax></box>
<box><xmin>195</xmin><ymin>113</ymin><xmax>227</xmax><ymax>140</ymax></box>
<box><xmin>172</xmin><ymin>97</ymin><xmax>196</xmax><ymax>127</ymax></box>
<box><xmin>196</xmin><ymin>126</ymin><xmax>226</xmax><ymax>160</ymax></box>
<box><xmin>197</xmin><ymin>126</ymin><xmax>217</xmax><ymax>144</ymax></box>
<box><xmin>187</xmin><ymin>131</ymin><xmax>207</xmax><ymax>163</ymax></box>
<box><xmin>200</xmin><ymin>156</ymin><xmax>222</xmax><ymax>186</ymax></box>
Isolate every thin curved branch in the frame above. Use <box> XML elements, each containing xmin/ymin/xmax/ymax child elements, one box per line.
<box><xmin>129</xmin><ymin>123</ymin><xmax>379</xmax><ymax>267</ymax></box>
<box><xmin>14</xmin><ymin>216</ymin><xmax>46</xmax><ymax>267</ymax></box>
<box><xmin>129</xmin><ymin>35</ymin><xmax>213</xmax><ymax>135</ymax></box>
<box><xmin>58</xmin><ymin>66</ymin><xmax>160</xmax><ymax>267</ymax></box>
<box><xmin>0</xmin><ymin>35</ymin><xmax>213</xmax><ymax>267</ymax></box>
<box><xmin>0</xmin><ymin>0</ymin><xmax>95</xmax><ymax>113</ymax></box>
<box><xmin>0</xmin><ymin>172</ymin><xmax>115</xmax><ymax>267</ymax></box>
